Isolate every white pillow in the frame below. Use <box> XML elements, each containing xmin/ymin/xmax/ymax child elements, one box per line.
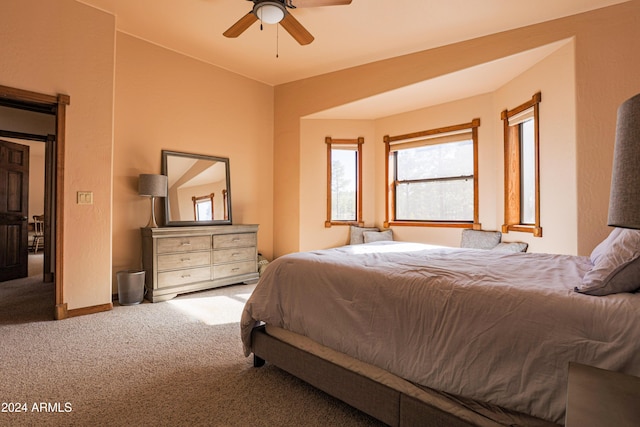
<box><xmin>576</xmin><ymin>228</ymin><xmax>640</xmax><ymax>296</ymax></box>
<box><xmin>363</xmin><ymin>230</ymin><xmax>393</xmax><ymax>243</ymax></box>
<box><xmin>590</xmin><ymin>227</ymin><xmax>623</xmax><ymax>264</ymax></box>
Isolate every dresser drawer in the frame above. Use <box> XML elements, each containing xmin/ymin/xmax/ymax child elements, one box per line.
<box><xmin>213</xmin><ymin>261</ymin><xmax>256</xmax><ymax>279</ymax></box>
<box><xmin>157</xmin><ymin>267</ymin><xmax>211</xmax><ymax>288</ymax></box>
<box><xmin>213</xmin><ymin>247</ymin><xmax>255</xmax><ymax>264</ymax></box>
<box><xmin>213</xmin><ymin>233</ymin><xmax>256</xmax><ymax>249</ymax></box>
<box><xmin>157</xmin><ymin>236</ymin><xmax>211</xmax><ymax>254</ymax></box>
<box><xmin>157</xmin><ymin>251</ymin><xmax>210</xmax><ymax>271</ymax></box>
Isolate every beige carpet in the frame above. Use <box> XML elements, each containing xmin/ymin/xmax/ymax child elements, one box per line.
<box><xmin>0</xmin><ymin>271</ymin><xmax>385</xmax><ymax>427</ymax></box>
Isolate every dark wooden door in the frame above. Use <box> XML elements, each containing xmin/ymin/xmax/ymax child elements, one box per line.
<box><xmin>0</xmin><ymin>139</ymin><xmax>30</xmax><ymax>282</ymax></box>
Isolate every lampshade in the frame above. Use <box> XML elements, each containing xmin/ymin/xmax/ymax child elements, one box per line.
<box><xmin>255</xmin><ymin>2</ymin><xmax>285</xmax><ymax>24</ymax></box>
<box><xmin>607</xmin><ymin>93</ymin><xmax>640</xmax><ymax>229</ymax></box>
<box><xmin>138</xmin><ymin>174</ymin><xmax>167</xmax><ymax>198</ymax></box>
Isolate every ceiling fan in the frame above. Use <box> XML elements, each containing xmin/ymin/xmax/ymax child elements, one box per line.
<box><xmin>223</xmin><ymin>0</ymin><xmax>352</xmax><ymax>46</ymax></box>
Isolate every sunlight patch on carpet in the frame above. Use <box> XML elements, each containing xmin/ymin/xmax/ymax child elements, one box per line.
<box><xmin>167</xmin><ymin>291</ymin><xmax>253</xmax><ymax>325</ymax></box>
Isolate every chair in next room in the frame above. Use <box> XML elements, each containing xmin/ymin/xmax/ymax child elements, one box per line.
<box><xmin>32</xmin><ymin>214</ymin><xmax>44</xmax><ymax>253</ymax></box>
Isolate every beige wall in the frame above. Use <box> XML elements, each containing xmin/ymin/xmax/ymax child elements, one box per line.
<box><xmin>112</xmin><ymin>33</ymin><xmax>274</xmax><ymax>291</ymax></box>
<box><xmin>573</xmin><ymin>3</ymin><xmax>640</xmax><ymax>255</ymax></box>
<box><xmin>1</xmin><ymin>0</ymin><xmax>274</xmax><ymax>310</ymax></box>
<box><xmin>493</xmin><ymin>41</ymin><xmax>577</xmax><ymax>254</ymax></box>
<box><xmin>276</xmin><ymin>1</ymin><xmax>640</xmax><ymax>257</ymax></box>
<box><xmin>27</xmin><ymin>145</ymin><xmax>46</xmax><ymax>221</ymax></box>
<box><xmin>1</xmin><ymin>0</ymin><xmax>115</xmax><ymax>309</ymax></box>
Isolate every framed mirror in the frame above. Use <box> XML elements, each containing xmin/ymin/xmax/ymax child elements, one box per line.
<box><xmin>161</xmin><ymin>150</ymin><xmax>232</xmax><ymax>226</ymax></box>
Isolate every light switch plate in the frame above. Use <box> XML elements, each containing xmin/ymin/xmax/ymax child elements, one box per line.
<box><xmin>77</xmin><ymin>191</ymin><xmax>93</xmax><ymax>205</ymax></box>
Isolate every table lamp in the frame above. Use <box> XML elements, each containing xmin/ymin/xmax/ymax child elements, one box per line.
<box><xmin>139</xmin><ymin>174</ymin><xmax>168</xmax><ymax>228</ymax></box>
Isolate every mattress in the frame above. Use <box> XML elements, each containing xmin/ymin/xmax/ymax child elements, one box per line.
<box><xmin>241</xmin><ymin>241</ymin><xmax>640</xmax><ymax>423</ymax></box>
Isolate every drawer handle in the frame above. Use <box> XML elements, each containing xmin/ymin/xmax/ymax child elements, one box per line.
<box><xmin>180</xmin><ymin>258</ymin><xmax>191</xmax><ymax>262</ymax></box>
<box><xmin>181</xmin><ymin>273</ymin><xmax>191</xmax><ymax>278</ymax></box>
<box><xmin>232</xmin><ymin>238</ymin><xmax>241</xmax><ymax>242</ymax></box>
<box><xmin>232</xmin><ymin>267</ymin><xmax>240</xmax><ymax>272</ymax></box>
<box><xmin>180</xmin><ymin>242</ymin><xmax>192</xmax><ymax>246</ymax></box>
<box><xmin>232</xmin><ymin>252</ymin><xmax>241</xmax><ymax>257</ymax></box>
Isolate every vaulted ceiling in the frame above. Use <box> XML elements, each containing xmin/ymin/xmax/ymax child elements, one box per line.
<box><xmin>77</xmin><ymin>0</ymin><xmax>627</xmax><ymax>87</ymax></box>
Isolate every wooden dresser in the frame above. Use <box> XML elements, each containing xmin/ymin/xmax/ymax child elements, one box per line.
<box><xmin>141</xmin><ymin>224</ymin><xmax>259</xmax><ymax>302</ymax></box>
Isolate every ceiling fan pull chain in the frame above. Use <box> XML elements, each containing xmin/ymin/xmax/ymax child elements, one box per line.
<box><xmin>276</xmin><ymin>24</ymin><xmax>279</xmax><ymax>58</ymax></box>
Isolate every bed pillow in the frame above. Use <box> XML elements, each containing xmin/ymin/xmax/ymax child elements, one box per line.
<box><xmin>363</xmin><ymin>230</ymin><xmax>393</xmax><ymax>243</ymax></box>
<box><xmin>491</xmin><ymin>242</ymin><xmax>528</xmax><ymax>253</ymax></box>
<box><xmin>349</xmin><ymin>226</ymin><xmax>379</xmax><ymax>245</ymax></box>
<box><xmin>576</xmin><ymin>228</ymin><xmax>640</xmax><ymax>296</ymax></box>
<box><xmin>460</xmin><ymin>229</ymin><xmax>502</xmax><ymax>250</ymax></box>
<box><xmin>589</xmin><ymin>227</ymin><xmax>623</xmax><ymax>264</ymax></box>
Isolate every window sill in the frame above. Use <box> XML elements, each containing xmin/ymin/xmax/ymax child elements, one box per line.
<box><xmin>386</xmin><ymin>221</ymin><xmax>477</xmax><ymax>229</ymax></box>
<box><xmin>502</xmin><ymin>224</ymin><xmax>542</xmax><ymax>237</ymax></box>
<box><xmin>325</xmin><ymin>221</ymin><xmax>363</xmax><ymax>228</ymax></box>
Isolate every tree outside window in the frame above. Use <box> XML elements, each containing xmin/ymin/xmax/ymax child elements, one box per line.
<box><xmin>325</xmin><ymin>137</ymin><xmax>364</xmax><ymax>227</ymax></box>
<box><xmin>384</xmin><ymin>119</ymin><xmax>480</xmax><ymax>228</ymax></box>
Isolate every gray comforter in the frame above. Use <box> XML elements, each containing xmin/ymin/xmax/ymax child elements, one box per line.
<box><xmin>241</xmin><ymin>241</ymin><xmax>640</xmax><ymax>423</ymax></box>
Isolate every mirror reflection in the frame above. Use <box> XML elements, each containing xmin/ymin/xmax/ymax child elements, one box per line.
<box><xmin>162</xmin><ymin>150</ymin><xmax>232</xmax><ymax>226</ymax></box>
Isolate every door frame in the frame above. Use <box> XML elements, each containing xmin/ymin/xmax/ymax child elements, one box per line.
<box><xmin>0</xmin><ymin>84</ymin><xmax>69</xmax><ymax>320</ymax></box>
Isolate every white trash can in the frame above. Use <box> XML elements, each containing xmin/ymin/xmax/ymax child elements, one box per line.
<box><xmin>116</xmin><ymin>270</ymin><xmax>145</xmax><ymax>305</ymax></box>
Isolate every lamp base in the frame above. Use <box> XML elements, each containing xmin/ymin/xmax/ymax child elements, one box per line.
<box><xmin>145</xmin><ymin>196</ymin><xmax>159</xmax><ymax>228</ymax></box>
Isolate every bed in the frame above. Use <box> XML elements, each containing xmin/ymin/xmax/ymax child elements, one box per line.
<box><xmin>240</xmin><ymin>229</ymin><xmax>640</xmax><ymax>426</ymax></box>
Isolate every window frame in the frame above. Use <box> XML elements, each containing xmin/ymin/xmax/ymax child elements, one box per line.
<box><xmin>383</xmin><ymin>119</ymin><xmax>481</xmax><ymax>228</ymax></box>
<box><xmin>192</xmin><ymin>193</ymin><xmax>214</xmax><ymax>221</ymax></box>
<box><xmin>501</xmin><ymin>92</ymin><xmax>542</xmax><ymax>237</ymax></box>
<box><xmin>325</xmin><ymin>136</ymin><xmax>364</xmax><ymax>227</ymax></box>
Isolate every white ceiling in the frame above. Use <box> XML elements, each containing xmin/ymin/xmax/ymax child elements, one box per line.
<box><xmin>77</xmin><ymin>0</ymin><xmax>626</xmax><ymax>87</ymax></box>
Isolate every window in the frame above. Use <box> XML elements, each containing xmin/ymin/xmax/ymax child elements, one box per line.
<box><xmin>325</xmin><ymin>137</ymin><xmax>364</xmax><ymax>227</ymax></box>
<box><xmin>384</xmin><ymin>119</ymin><xmax>480</xmax><ymax>227</ymax></box>
<box><xmin>192</xmin><ymin>193</ymin><xmax>214</xmax><ymax>220</ymax></box>
<box><xmin>501</xmin><ymin>92</ymin><xmax>542</xmax><ymax>236</ymax></box>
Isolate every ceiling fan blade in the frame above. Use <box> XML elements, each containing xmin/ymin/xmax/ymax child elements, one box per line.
<box><xmin>223</xmin><ymin>12</ymin><xmax>258</xmax><ymax>38</ymax></box>
<box><xmin>291</xmin><ymin>0</ymin><xmax>352</xmax><ymax>7</ymax></box>
<box><xmin>280</xmin><ymin>13</ymin><xmax>314</xmax><ymax>45</ymax></box>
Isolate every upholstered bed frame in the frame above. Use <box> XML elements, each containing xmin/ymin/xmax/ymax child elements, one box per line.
<box><xmin>251</xmin><ymin>325</ymin><xmax>476</xmax><ymax>427</ymax></box>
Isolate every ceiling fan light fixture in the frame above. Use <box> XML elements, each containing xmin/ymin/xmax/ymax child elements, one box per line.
<box><xmin>254</xmin><ymin>2</ymin><xmax>286</xmax><ymax>24</ymax></box>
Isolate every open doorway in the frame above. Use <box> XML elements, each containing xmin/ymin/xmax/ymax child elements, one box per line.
<box><xmin>0</xmin><ymin>84</ymin><xmax>69</xmax><ymax>320</ymax></box>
